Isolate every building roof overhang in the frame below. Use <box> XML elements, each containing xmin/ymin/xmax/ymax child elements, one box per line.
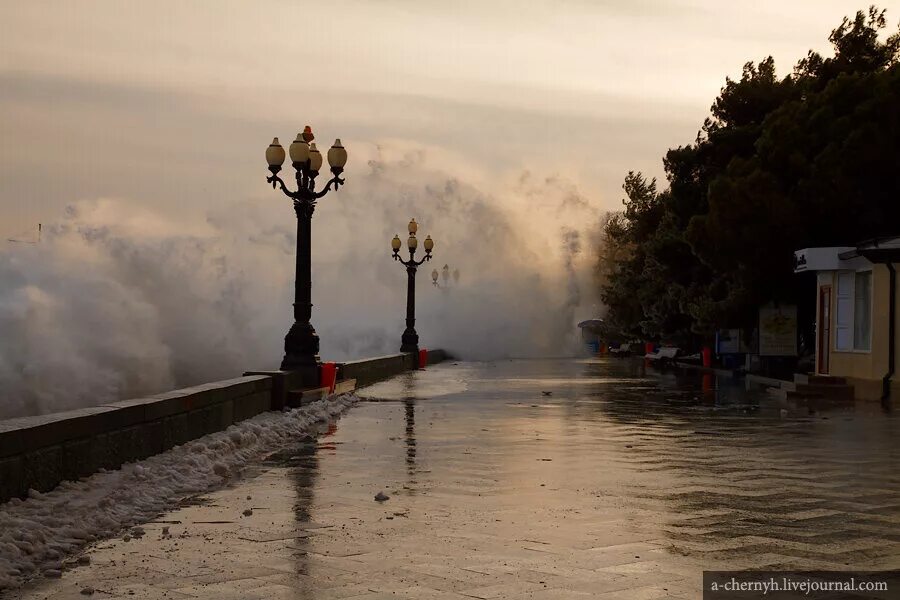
<box><xmin>839</xmin><ymin>236</ymin><xmax>900</xmax><ymax>263</ymax></box>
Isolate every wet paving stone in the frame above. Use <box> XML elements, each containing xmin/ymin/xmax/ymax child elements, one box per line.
<box><xmin>13</xmin><ymin>358</ymin><xmax>900</xmax><ymax>599</ymax></box>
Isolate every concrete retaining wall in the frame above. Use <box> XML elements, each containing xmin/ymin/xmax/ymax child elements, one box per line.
<box><xmin>0</xmin><ymin>350</ymin><xmax>450</xmax><ymax>503</ymax></box>
<box><xmin>338</xmin><ymin>349</ymin><xmax>449</xmax><ymax>387</ymax></box>
<box><xmin>339</xmin><ymin>353</ymin><xmax>416</xmax><ymax>387</ymax></box>
<box><xmin>0</xmin><ymin>376</ymin><xmax>272</xmax><ymax>503</ymax></box>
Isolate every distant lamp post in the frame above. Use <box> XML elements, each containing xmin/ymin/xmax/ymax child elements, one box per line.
<box><xmin>432</xmin><ymin>263</ymin><xmax>459</xmax><ymax>289</ymax></box>
<box><xmin>265</xmin><ymin>127</ymin><xmax>348</xmax><ymax>373</ymax></box>
<box><xmin>392</xmin><ymin>219</ymin><xmax>434</xmax><ymax>353</ymax></box>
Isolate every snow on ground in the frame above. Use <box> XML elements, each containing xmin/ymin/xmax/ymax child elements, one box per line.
<box><xmin>0</xmin><ymin>393</ymin><xmax>359</xmax><ymax>591</ymax></box>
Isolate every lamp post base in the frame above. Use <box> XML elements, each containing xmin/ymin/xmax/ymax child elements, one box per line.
<box><xmin>277</xmin><ymin>362</ymin><xmax>320</xmax><ymax>388</ymax></box>
<box><xmin>279</xmin><ymin>353</ymin><xmax>321</xmax><ymax>370</ymax></box>
<box><xmin>281</xmin><ymin>321</ymin><xmax>321</xmax><ymax>386</ymax></box>
<box><xmin>400</xmin><ymin>329</ymin><xmax>419</xmax><ymax>355</ymax></box>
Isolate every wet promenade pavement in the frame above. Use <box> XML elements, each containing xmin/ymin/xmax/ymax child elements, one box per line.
<box><xmin>16</xmin><ymin>358</ymin><xmax>900</xmax><ymax>599</ymax></box>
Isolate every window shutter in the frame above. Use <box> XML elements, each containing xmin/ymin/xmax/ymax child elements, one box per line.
<box><xmin>835</xmin><ymin>272</ymin><xmax>854</xmax><ymax>351</ymax></box>
<box><xmin>853</xmin><ymin>270</ymin><xmax>872</xmax><ymax>350</ymax></box>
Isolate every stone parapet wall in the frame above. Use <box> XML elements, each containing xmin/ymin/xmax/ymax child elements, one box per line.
<box><xmin>0</xmin><ymin>376</ymin><xmax>272</xmax><ymax>503</ymax></box>
<box><xmin>0</xmin><ymin>350</ymin><xmax>450</xmax><ymax>503</ymax></box>
<box><xmin>338</xmin><ymin>349</ymin><xmax>449</xmax><ymax>387</ymax></box>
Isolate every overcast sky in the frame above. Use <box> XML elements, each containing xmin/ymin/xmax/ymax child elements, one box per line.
<box><xmin>1</xmin><ymin>0</ymin><xmax>897</xmax><ymax>237</ymax></box>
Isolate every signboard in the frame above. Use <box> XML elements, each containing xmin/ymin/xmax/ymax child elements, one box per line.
<box><xmin>792</xmin><ymin>250</ymin><xmax>808</xmax><ymax>272</ymax></box>
<box><xmin>793</xmin><ymin>247</ymin><xmax>856</xmax><ymax>273</ymax></box>
<box><xmin>716</xmin><ymin>329</ymin><xmax>742</xmax><ymax>354</ymax></box>
<box><xmin>758</xmin><ymin>304</ymin><xmax>798</xmax><ymax>356</ymax></box>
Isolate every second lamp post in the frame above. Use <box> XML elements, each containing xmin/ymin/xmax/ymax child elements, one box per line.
<box><xmin>391</xmin><ymin>219</ymin><xmax>434</xmax><ymax>354</ymax></box>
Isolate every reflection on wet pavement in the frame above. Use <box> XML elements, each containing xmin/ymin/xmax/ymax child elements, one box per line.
<box><xmin>15</xmin><ymin>358</ymin><xmax>900</xmax><ymax>599</ymax></box>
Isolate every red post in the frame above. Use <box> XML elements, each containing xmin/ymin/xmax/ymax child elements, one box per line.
<box><xmin>418</xmin><ymin>348</ymin><xmax>428</xmax><ymax>369</ymax></box>
<box><xmin>645</xmin><ymin>342</ymin><xmax>655</xmax><ymax>355</ymax></box>
<box><xmin>320</xmin><ymin>362</ymin><xmax>337</xmax><ymax>393</ymax></box>
<box><xmin>702</xmin><ymin>347</ymin><xmax>712</xmax><ymax>368</ymax></box>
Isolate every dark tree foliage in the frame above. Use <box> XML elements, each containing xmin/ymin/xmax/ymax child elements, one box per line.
<box><xmin>601</xmin><ymin>7</ymin><xmax>900</xmax><ymax>343</ymax></box>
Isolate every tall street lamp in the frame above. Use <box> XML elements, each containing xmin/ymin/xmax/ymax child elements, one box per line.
<box><xmin>265</xmin><ymin>126</ymin><xmax>348</xmax><ymax>375</ymax></box>
<box><xmin>391</xmin><ymin>219</ymin><xmax>434</xmax><ymax>354</ymax></box>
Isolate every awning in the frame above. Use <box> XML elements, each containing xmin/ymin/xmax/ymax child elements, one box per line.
<box><xmin>840</xmin><ymin>236</ymin><xmax>900</xmax><ymax>263</ymax></box>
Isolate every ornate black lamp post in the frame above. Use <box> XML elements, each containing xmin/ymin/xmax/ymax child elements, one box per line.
<box><xmin>264</xmin><ymin>126</ymin><xmax>348</xmax><ymax>374</ymax></box>
<box><xmin>391</xmin><ymin>219</ymin><xmax>434</xmax><ymax>354</ymax></box>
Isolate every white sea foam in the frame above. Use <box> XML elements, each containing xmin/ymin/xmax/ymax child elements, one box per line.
<box><xmin>1</xmin><ymin>152</ymin><xmax>601</xmax><ymax>419</ymax></box>
<box><xmin>0</xmin><ymin>393</ymin><xmax>358</xmax><ymax>591</ymax></box>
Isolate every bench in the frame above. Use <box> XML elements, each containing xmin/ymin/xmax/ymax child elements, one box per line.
<box><xmin>678</xmin><ymin>352</ymin><xmax>703</xmax><ymax>364</ymax></box>
<box><xmin>609</xmin><ymin>343</ymin><xmax>632</xmax><ymax>357</ymax></box>
<box><xmin>286</xmin><ymin>378</ymin><xmax>358</xmax><ymax>408</ymax></box>
<box><xmin>645</xmin><ymin>346</ymin><xmax>680</xmax><ymax>365</ymax></box>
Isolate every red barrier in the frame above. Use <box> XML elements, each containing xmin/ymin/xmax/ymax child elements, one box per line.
<box><xmin>418</xmin><ymin>348</ymin><xmax>428</xmax><ymax>369</ymax></box>
<box><xmin>645</xmin><ymin>342</ymin><xmax>655</xmax><ymax>355</ymax></box>
<box><xmin>702</xmin><ymin>347</ymin><xmax>712</xmax><ymax>368</ymax></box>
<box><xmin>320</xmin><ymin>362</ymin><xmax>337</xmax><ymax>393</ymax></box>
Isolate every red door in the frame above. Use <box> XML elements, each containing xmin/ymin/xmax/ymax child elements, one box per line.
<box><xmin>818</xmin><ymin>286</ymin><xmax>831</xmax><ymax>374</ymax></box>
